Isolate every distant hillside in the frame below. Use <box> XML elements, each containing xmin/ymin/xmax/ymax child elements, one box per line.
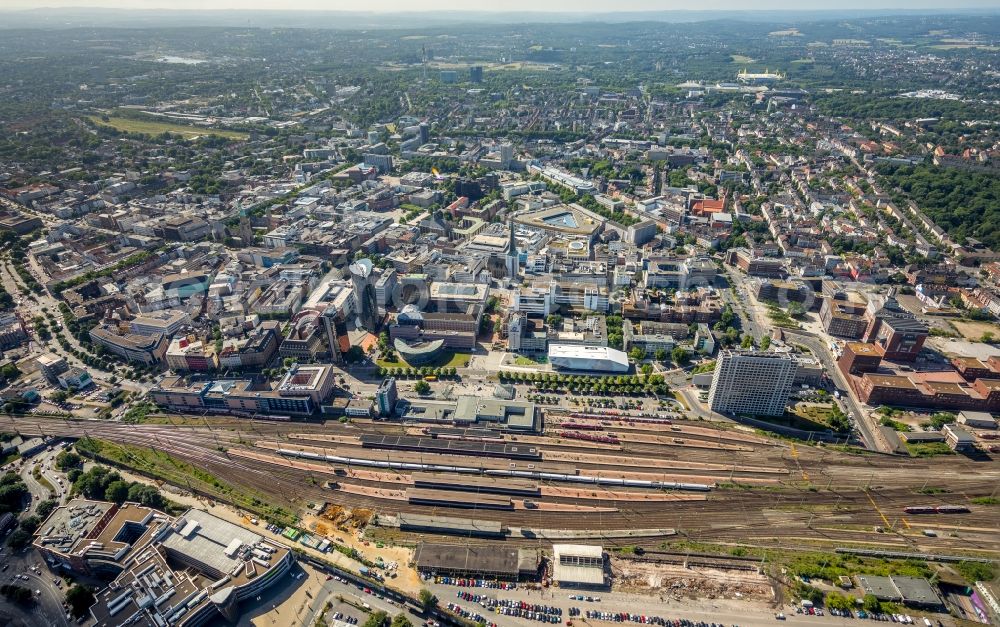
<box><xmin>2</xmin><ymin>7</ymin><xmax>999</xmax><ymax>30</ymax></box>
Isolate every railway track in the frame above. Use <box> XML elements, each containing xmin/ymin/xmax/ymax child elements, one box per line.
<box><xmin>8</xmin><ymin>416</ymin><xmax>998</xmax><ymax>556</ymax></box>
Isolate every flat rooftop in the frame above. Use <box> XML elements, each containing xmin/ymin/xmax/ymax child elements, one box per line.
<box><xmin>90</xmin><ymin>549</ymin><xmax>206</xmax><ymax>627</ymax></box>
<box><xmin>864</xmin><ymin>374</ymin><xmax>918</xmax><ymax>390</ymax></box>
<box><xmin>515</xmin><ymin>204</ymin><xmax>602</xmax><ymax>237</ymax></box>
<box><xmin>34</xmin><ymin>499</ymin><xmax>115</xmax><ymax>556</ymax></box>
<box><xmin>552</xmin><ymin>544</ymin><xmax>605</xmax><ymax>586</ymax></box>
<box><xmin>856</xmin><ymin>575</ymin><xmax>942</xmax><ymax>606</ymax></box>
<box><xmin>428</xmin><ymin>282</ymin><xmax>489</xmax><ymax>301</ymax></box>
<box><xmin>89</xmin><ymin>507</ymin><xmax>292</xmax><ymax>626</ymax></box>
<box><xmin>159</xmin><ymin>510</ymin><xmax>269</xmax><ymax>580</ymax></box>
<box><xmin>846</xmin><ymin>342</ymin><xmax>881</xmax><ymax>356</ymax></box>
<box><xmin>415</xmin><ymin>543</ymin><xmax>521</xmax><ymax>576</ymax></box>
<box><xmin>398</xmin><ymin>513</ymin><xmax>504</xmax><ymax>535</ymax></box>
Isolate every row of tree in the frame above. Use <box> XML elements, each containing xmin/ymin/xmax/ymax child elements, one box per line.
<box><xmin>376</xmin><ymin>366</ymin><xmax>458</xmax><ymax>379</ymax></box>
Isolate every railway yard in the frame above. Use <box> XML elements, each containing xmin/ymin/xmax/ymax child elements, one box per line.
<box><xmin>7</xmin><ymin>411</ymin><xmax>1000</xmax><ymax>560</ymax></box>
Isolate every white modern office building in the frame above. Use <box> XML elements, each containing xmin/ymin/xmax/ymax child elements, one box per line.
<box><xmin>707</xmin><ymin>350</ymin><xmax>797</xmax><ymax>416</ymax></box>
<box><xmin>548</xmin><ymin>344</ymin><xmax>629</xmax><ymax>373</ymax></box>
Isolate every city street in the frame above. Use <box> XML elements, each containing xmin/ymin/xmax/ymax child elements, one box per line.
<box><xmin>0</xmin><ymin>481</ymin><xmax>70</xmax><ymax>627</ymax></box>
<box><xmin>0</xmin><ymin>548</ymin><xmax>70</xmax><ymax>627</ymax></box>
<box><xmin>299</xmin><ymin>564</ymin><xmax>419</xmax><ymax>627</ymax></box>
<box><xmin>8</xmin><ymin>446</ymin><xmax>73</xmax><ymax>624</ymax></box>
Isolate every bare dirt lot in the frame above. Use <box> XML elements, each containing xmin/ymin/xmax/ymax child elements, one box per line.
<box><xmin>947</xmin><ymin>318</ymin><xmax>1000</xmax><ymax>342</ymax></box>
<box><xmin>610</xmin><ymin>558</ymin><xmax>774</xmax><ymax>602</ymax></box>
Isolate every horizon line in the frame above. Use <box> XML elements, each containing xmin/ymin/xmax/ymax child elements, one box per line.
<box><xmin>3</xmin><ymin>5</ymin><xmax>1000</xmax><ymax>13</ymax></box>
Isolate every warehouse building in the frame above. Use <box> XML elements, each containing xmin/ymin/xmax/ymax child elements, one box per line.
<box><xmin>552</xmin><ymin>544</ymin><xmax>606</xmax><ymax>588</ymax></box>
<box><xmin>855</xmin><ymin>575</ymin><xmax>943</xmax><ymax>608</ymax></box>
<box><xmin>415</xmin><ymin>542</ymin><xmax>541</xmax><ymax>580</ymax></box>
<box><xmin>943</xmin><ymin>423</ymin><xmax>977</xmax><ymax>452</ymax></box>
<box><xmin>958</xmin><ymin>410</ymin><xmax>997</xmax><ymax>430</ymax></box>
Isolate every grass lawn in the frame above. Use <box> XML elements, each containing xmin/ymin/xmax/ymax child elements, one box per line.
<box><xmin>660</xmin><ymin>541</ymin><xmax>933</xmax><ymax>582</ymax></box>
<box><xmin>750</xmin><ymin>406</ymin><xmax>830</xmax><ymax>432</ymax></box>
<box><xmin>731</xmin><ymin>54</ymin><xmax>755</xmax><ymax>63</ymax></box>
<box><xmin>791</xmin><ymin>403</ymin><xmax>836</xmax><ymax>423</ymax></box>
<box><xmin>879</xmin><ymin>417</ymin><xmax>912</xmax><ymax>432</ymax></box>
<box><xmin>906</xmin><ymin>442</ymin><xmax>955</xmax><ymax>457</ymax></box>
<box><xmin>136</xmin><ymin>415</ymin><xmax>236</xmax><ymax>427</ymax></box>
<box><xmin>691</xmin><ymin>360</ymin><xmax>716</xmax><ymax>374</ymax></box>
<box><xmin>377</xmin><ymin>350</ymin><xmax>470</xmax><ymax>370</ymax></box>
<box><xmin>947</xmin><ymin>318</ymin><xmax>1000</xmax><ymax>342</ymax></box>
<box><xmin>89</xmin><ymin>115</ymin><xmax>249</xmax><ymax>140</ymax></box>
<box><xmin>766</xmin><ymin>306</ymin><xmax>800</xmax><ymax>329</ymax></box>
<box><xmin>514</xmin><ymin>355</ymin><xmax>547</xmax><ymax>366</ymax></box>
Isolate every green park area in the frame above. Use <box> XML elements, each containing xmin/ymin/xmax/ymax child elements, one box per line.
<box><xmin>89</xmin><ymin>115</ymin><xmax>249</xmax><ymax>140</ymax></box>
<box><xmin>377</xmin><ymin>350</ymin><xmax>470</xmax><ymax>370</ymax></box>
<box><xmin>749</xmin><ymin>403</ymin><xmax>851</xmax><ymax>433</ymax></box>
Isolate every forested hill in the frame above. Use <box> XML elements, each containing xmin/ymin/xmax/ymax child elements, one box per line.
<box><xmin>877</xmin><ymin>163</ymin><xmax>1000</xmax><ymax>252</ymax></box>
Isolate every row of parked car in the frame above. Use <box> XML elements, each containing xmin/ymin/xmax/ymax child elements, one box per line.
<box><xmin>431</xmin><ymin>575</ymin><xmax>516</xmax><ymax>589</ymax></box>
<box><xmin>453</xmin><ymin>591</ymin><xmax>564</xmax><ymax>623</ymax></box>
<box><xmin>795</xmin><ymin>605</ymin><xmax>934</xmax><ymax>626</ymax></box>
<box><xmin>584</xmin><ymin>612</ymin><xmax>731</xmax><ymax>627</ymax></box>
<box><xmin>446</xmin><ymin>602</ymin><xmax>496</xmax><ymax>626</ymax></box>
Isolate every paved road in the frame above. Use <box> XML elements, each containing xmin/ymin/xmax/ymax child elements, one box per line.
<box><xmin>18</xmin><ymin>448</ymin><xmax>61</xmax><ymax>515</ymax></box>
<box><xmin>1</xmin><ymin>250</ymin><xmax>150</xmax><ymax>393</ymax></box>
<box><xmin>0</xmin><ymin>549</ymin><xmax>70</xmax><ymax>627</ymax></box>
<box><xmin>0</xmin><ymin>455</ymin><xmax>70</xmax><ymax>627</ymax></box>
<box><xmin>300</xmin><ymin>565</ymin><xmax>417</xmax><ymax>627</ymax></box>
<box><xmin>720</xmin><ymin>269</ymin><xmax>762</xmax><ymax>341</ymax></box>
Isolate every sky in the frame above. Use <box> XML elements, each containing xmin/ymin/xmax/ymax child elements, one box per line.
<box><xmin>4</xmin><ymin>0</ymin><xmax>1000</xmax><ymax>11</ymax></box>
